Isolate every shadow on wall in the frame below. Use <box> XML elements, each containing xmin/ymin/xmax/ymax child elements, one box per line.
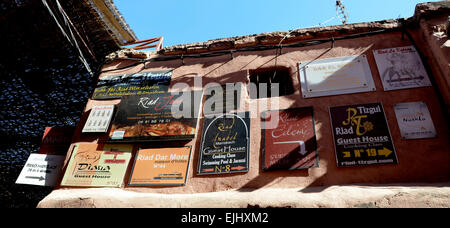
<box><xmin>156</xmin><ymin>46</ymin><xmax>338</xmax><ymax>191</ymax></box>
<box><xmin>238</xmin><ymin>135</ymin><xmax>318</xmax><ymax>191</ymax></box>
<box><xmin>103</xmin><ymin>33</ymin><xmax>450</xmax><ymax>193</ymax></box>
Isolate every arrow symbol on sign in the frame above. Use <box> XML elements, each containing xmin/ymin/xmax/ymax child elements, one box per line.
<box><xmin>343</xmin><ymin>151</ymin><xmax>351</xmax><ymax>158</ymax></box>
<box><xmin>231</xmin><ymin>166</ymin><xmax>246</xmax><ymax>171</ymax></box>
<box><xmin>378</xmin><ymin>147</ymin><xmax>393</xmax><ymax>157</ymax></box>
<box><xmin>25</xmin><ymin>176</ymin><xmax>45</xmax><ymax>181</ymax></box>
<box><xmin>274</xmin><ymin>141</ymin><xmax>307</xmax><ymax>155</ymax></box>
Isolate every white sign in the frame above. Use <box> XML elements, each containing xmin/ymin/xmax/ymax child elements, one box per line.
<box><xmin>15</xmin><ymin>154</ymin><xmax>65</xmax><ymax>186</ymax></box>
<box><xmin>394</xmin><ymin>101</ymin><xmax>437</xmax><ymax>139</ymax></box>
<box><xmin>373</xmin><ymin>46</ymin><xmax>432</xmax><ymax>91</ymax></box>
<box><xmin>299</xmin><ymin>55</ymin><xmax>376</xmax><ymax>98</ymax></box>
<box><xmin>82</xmin><ymin>105</ymin><xmax>114</xmax><ymax>133</ymax></box>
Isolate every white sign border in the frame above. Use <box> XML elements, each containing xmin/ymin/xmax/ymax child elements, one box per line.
<box><xmin>372</xmin><ymin>45</ymin><xmax>432</xmax><ymax>91</ymax></box>
<box><xmin>298</xmin><ymin>55</ymin><xmax>376</xmax><ymax>98</ymax></box>
<box><xmin>393</xmin><ymin>101</ymin><xmax>437</xmax><ymax>140</ymax></box>
<box><xmin>15</xmin><ymin>153</ymin><xmax>65</xmax><ymax>187</ymax></box>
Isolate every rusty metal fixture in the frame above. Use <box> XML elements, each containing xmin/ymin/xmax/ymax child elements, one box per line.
<box><xmin>336</xmin><ymin>0</ymin><xmax>348</xmax><ymax>25</ymax></box>
<box><xmin>123</xmin><ymin>37</ymin><xmax>164</xmax><ymax>51</ymax></box>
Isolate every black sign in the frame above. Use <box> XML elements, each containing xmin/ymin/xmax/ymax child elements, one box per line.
<box><xmin>108</xmin><ymin>91</ymin><xmax>202</xmax><ymax>142</ymax></box>
<box><xmin>198</xmin><ymin>112</ymin><xmax>250</xmax><ymax>174</ymax></box>
<box><xmin>92</xmin><ymin>71</ymin><xmax>172</xmax><ymax>100</ymax></box>
<box><xmin>329</xmin><ymin>102</ymin><xmax>398</xmax><ymax>167</ymax></box>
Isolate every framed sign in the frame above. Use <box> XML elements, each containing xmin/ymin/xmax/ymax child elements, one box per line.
<box><xmin>92</xmin><ymin>70</ymin><xmax>172</xmax><ymax>100</ymax></box>
<box><xmin>373</xmin><ymin>46</ymin><xmax>431</xmax><ymax>91</ymax></box>
<box><xmin>393</xmin><ymin>101</ymin><xmax>437</xmax><ymax>139</ymax></box>
<box><xmin>128</xmin><ymin>147</ymin><xmax>192</xmax><ymax>186</ymax></box>
<box><xmin>60</xmin><ymin>144</ymin><xmax>132</xmax><ymax>187</ymax></box>
<box><xmin>108</xmin><ymin>91</ymin><xmax>202</xmax><ymax>142</ymax></box>
<box><xmin>262</xmin><ymin>107</ymin><xmax>318</xmax><ymax>171</ymax></box>
<box><xmin>82</xmin><ymin>105</ymin><xmax>114</xmax><ymax>133</ymax></box>
<box><xmin>299</xmin><ymin>55</ymin><xmax>376</xmax><ymax>98</ymax></box>
<box><xmin>329</xmin><ymin>103</ymin><xmax>398</xmax><ymax>167</ymax></box>
<box><xmin>198</xmin><ymin>112</ymin><xmax>250</xmax><ymax>175</ymax></box>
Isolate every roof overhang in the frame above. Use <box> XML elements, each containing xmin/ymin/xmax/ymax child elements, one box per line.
<box><xmin>85</xmin><ymin>0</ymin><xmax>138</xmax><ymax>45</ymax></box>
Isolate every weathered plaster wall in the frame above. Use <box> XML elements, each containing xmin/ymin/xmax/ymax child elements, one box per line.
<box><xmin>38</xmin><ymin>2</ymin><xmax>450</xmax><ymax>207</ymax></box>
<box><xmin>417</xmin><ymin>16</ymin><xmax>450</xmax><ymax>112</ymax></box>
<box><xmin>38</xmin><ymin>183</ymin><xmax>450</xmax><ymax>208</ymax></box>
<box><xmin>62</xmin><ymin>30</ymin><xmax>449</xmax><ymax>195</ymax></box>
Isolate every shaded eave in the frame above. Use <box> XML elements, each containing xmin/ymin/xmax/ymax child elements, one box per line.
<box><xmin>86</xmin><ymin>0</ymin><xmax>138</xmax><ymax>45</ymax></box>
<box><xmin>0</xmin><ymin>0</ymin><xmax>138</xmax><ymax>62</ymax></box>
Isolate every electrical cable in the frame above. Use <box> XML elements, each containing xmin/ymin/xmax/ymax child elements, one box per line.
<box><xmin>314</xmin><ymin>16</ymin><xmax>337</xmax><ymax>27</ymax></box>
<box><xmin>55</xmin><ymin>0</ymin><xmax>97</xmax><ymax>62</ymax></box>
<box><xmin>101</xmin><ymin>27</ymin><xmax>401</xmax><ymax>74</ymax></box>
<box><xmin>42</xmin><ymin>0</ymin><xmax>93</xmax><ymax>77</ymax></box>
<box><xmin>55</xmin><ymin>0</ymin><xmax>93</xmax><ymax>76</ymax></box>
<box><xmin>101</xmin><ymin>61</ymin><xmax>146</xmax><ymax>73</ymax></box>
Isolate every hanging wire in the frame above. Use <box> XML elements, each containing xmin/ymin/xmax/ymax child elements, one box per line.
<box><xmin>314</xmin><ymin>15</ymin><xmax>337</xmax><ymax>28</ymax></box>
<box><xmin>41</xmin><ymin>0</ymin><xmax>93</xmax><ymax>77</ymax></box>
<box><xmin>268</xmin><ymin>0</ymin><xmax>348</xmax><ymax>81</ymax></box>
<box><xmin>55</xmin><ymin>0</ymin><xmax>97</xmax><ymax>62</ymax></box>
<box><xmin>102</xmin><ymin>28</ymin><xmax>398</xmax><ymax>74</ymax></box>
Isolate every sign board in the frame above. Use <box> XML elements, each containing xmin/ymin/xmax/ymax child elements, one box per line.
<box><xmin>109</xmin><ymin>91</ymin><xmax>202</xmax><ymax>142</ymax></box>
<box><xmin>262</xmin><ymin>107</ymin><xmax>318</xmax><ymax>171</ymax></box>
<box><xmin>92</xmin><ymin>70</ymin><xmax>172</xmax><ymax>100</ymax></box>
<box><xmin>198</xmin><ymin>112</ymin><xmax>250</xmax><ymax>175</ymax></box>
<box><xmin>60</xmin><ymin>144</ymin><xmax>132</xmax><ymax>187</ymax></box>
<box><xmin>15</xmin><ymin>153</ymin><xmax>65</xmax><ymax>186</ymax></box>
<box><xmin>203</xmin><ymin>83</ymin><xmax>242</xmax><ymax>115</ymax></box>
<box><xmin>373</xmin><ymin>46</ymin><xmax>431</xmax><ymax>91</ymax></box>
<box><xmin>38</xmin><ymin>126</ymin><xmax>75</xmax><ymax>155</ymax></box>
<box><xmin>82</xmin><ymin>105</ymin><xmax>114</xmax><ymax>133</ymax></box>
<box><xmin>393</xmin><ymin>101</ymin><xmax>437</xmax><ymax>139</ymax></box>
<box><xmin>299</xmin><ymin>55</ymin><xmax>376</xmax><ymax>98</ymax></box>
<box><xmin>329</xmin><ymin>103</ymin><xmax>398</xmax><ymax>167</ymax></box>
<box><xmin>128</xmin><ymin>147</ymin><xmax>192</xmax><ymax>186</ymax></box>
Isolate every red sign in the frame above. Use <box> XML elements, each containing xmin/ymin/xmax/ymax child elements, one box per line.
<box><xmin>38</xmin><ymin>126</ymin><xmax>75</xmax><ymax>155</ymax></box>
<box><xmin>262</xmin><ymin>107</ymin><xmax>318</xmax><ymax>171</ymax></box>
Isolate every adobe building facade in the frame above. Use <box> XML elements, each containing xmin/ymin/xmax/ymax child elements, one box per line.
<box><xmin>38</xmin><ymin>2</ymin><xmax>450</xmax><ymax>208</ymax></box>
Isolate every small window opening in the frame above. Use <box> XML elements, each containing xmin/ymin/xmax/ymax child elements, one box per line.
<box><xmin>249</xmin><ymin>67</ymin><xmax>294</xmax><ymax>99</ymax></box>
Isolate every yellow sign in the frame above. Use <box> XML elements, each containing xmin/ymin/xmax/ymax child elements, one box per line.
<box><xmin>60</xmin><ymin>144</ymin><xmax>132</xmax><ymax>187</ymax></box>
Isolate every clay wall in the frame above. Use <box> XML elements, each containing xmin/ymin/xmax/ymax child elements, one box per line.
<box><xmin>63</xmin><ymin>25</ymin><xmax>449</xmax><ymax>194</ymax></box>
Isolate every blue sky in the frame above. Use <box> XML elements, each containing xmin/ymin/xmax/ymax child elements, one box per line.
<box><xmin>114</xmin><ymin>0</ymin><xmax>439</xmax><ymax>48</ymax></box>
